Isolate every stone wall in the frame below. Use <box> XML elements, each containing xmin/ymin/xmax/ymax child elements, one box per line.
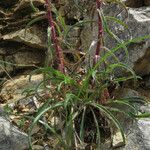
<box><xmin>0</xmin><ymin>0</ymin><xmax>150</xmax><ymax>78</ymax></box>
<box><xmin>0</xmin><ymin>0</ymin><xmax>47</xmax><ymax>77</ymax></box>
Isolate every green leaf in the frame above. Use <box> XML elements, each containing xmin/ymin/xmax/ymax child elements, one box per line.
<box><xmin>79</xmin><ymin>107</ymin><xmax>86</xmax><ymax>142</ymax></box>
<box><xmin>99</xmin><ymin>9</ymin><xmax>129</xmax><ymax>60</ymax></box>
<box><xmin>107</xmin><ymin>99</ymin><xmax>138</xmax><ymax>114</ymax></box>
<box><xmin>28</xmin><ymin>101</ymin><xmax>63</xmax><ymax>149</ymax></box>
<box><xmin>91</xmin><ymin>108</ymin><xmax>101</xmax><ymax>149</ymax></box>
<box><xmin>135</xmin><ymin>113</ymin><xmax>150</xmax><ymax>118</ymax></box>
<box><xmin>91</xmin><ymin>103</ymin><xmax>126</xmax><ymax>145</ymax></box>
<box><xmin>30</xmin><ymin>0</ymin><xmax>39</xmax><ymax>12</ymax></box>
<box><xmin>105</xmin><ymin>16</ymin><xmax>128</xmax><ymax>29</ymax></box>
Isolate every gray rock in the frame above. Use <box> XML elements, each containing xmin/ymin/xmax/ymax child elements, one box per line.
<box><xmin>0</xmin><ymin>109</ymin><xmax>29</xmax><ymax>150</ymax></box>
<box><xmin>82</xmin><ymin>3</ymin><xmax>150</xmax><ymax>76</ymax></box>
<box><xmin>112</xmin><ymin>89</ymin><xmax>150</xmax><ymax>150</ymax></box>
<box><xmin>103</xmin><ymin>5</ymin><xmax>150</xmax><ymax>76</ymax></box>
<box><xmin>115</xmin><ymin>105</ymin><xmax>150</xmax><ymax>150</ymax></box>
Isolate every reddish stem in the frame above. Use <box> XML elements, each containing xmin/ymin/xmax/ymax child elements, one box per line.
<box><xmin>94</xmin><ymin>0</ymin><xmax>103</xmax><ymax>65</ymax></box>
<box><xmin>45</xmin><ymin>0</ymin><xmax>65</xmax><ymax>73</ymax></box>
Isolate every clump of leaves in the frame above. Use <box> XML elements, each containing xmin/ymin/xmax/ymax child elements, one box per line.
<box><xmin>27</xmin><ymin>63</ymin><xmax>145</xmax><ymax>149</ymax></box>
<box><xmin>26</xmin><ymin>0</ymin><xmax>150</xmax><ymax>150</ymax></box>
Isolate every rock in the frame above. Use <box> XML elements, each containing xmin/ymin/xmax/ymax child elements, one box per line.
<box><xmin>14</xmin><ymin>0</ymin><xmax>45</xmax><ymax>13</ymax></box>
<box><xmin>0</xmin><ymin>49</ymin><xmax>45</xmax><ymax>77</ymax></box>
<box><xmin>124</xmin><ymin>0</ymin><xmax>150</xmax><ymax>7</ymax></box>
<box><xmin>2</xmin><ymin>27</ymin><xmax>46</xmax><ymax>49</ymax></box>
<box><xmin>11</xmin><ymin>49</ymin><xmax>44</xmax><ymax>66</ymax></box>
<box><xmin>125</xmin><ymin>0</ymin><xmax>144</xmax><ymax>8</ymax></box>
<box><xmin>50</xmin><ymin>116</ymin><xmax>64</xmax><ymax>130</ymax></box>
<box><xmin>144</xmin><ymin>75</ymin><xmax>150</xmax><ymax>89</ymax></box>
<box><xmin>112</xmin><ymin>131</ymin><xmax>125</xmax><ymax>148</ymax></box>
<box><xmin>144</xmin><ymin>0</ymin><xmax>150</xmax><ymax>6</ymax></box>
<box><xmin>0</xmin><ymin>108</ymin><xmax>29</xmax><ymax>150</ymax></box>
<box><xmin>133</xmin><ymin>47</ymin><xmax>150</xmax><ymax>76</ymax></box>
<box><xmin>32</xmin><ymin>145</ymin><xmax>44</xmax><ymax>150</ymax></box>
<box><xmin>0</xmin><ymin>0</ymin><xmax>18</xmax><ymax>8</ymax></box>
<box><xmin>13</xmin><ymin>0</ymin><xmax>45</xmax><ymax>19</ymax></box>
<box><xmin>137</xmin><ymin>118</ymin><xmax>150</xmax><ymax>149</ymax></box>
<box><xmin>115</xmin><ymin>105</ymin><xmax>150</xmax><ymax>150</ymax></box>
<box><xmin>0</xmin><ymin>0</ymin><xmax>47</xmax><ymax>77</ymax></box>
<box><xmin>0</xmin><ymin>74</ymin><xmax>43</xmax><ymax>103</ymax></box>
<box><xmin>114</xmin><ymin>88</ymin><xmax>140</xmax><ymax>99</ymax></box>
<box><xmin>0</xmin><ymin>26</ymin><xmax>46</xmax><ymax>76</ymax></box>
<box><xmin>111</xmin><ymin>88</ymin><xmax>150</xmax><ymax>150</ymax></box>
<box><xmin>102</xmin><ymin>4</ymin><xmax>150</xmax><ymax>76</ymax></box>
<box><xmin>0</xmin><ymin>56</ymin><xmax>14</xmax><ymax>77</ymax></box>
<box><xmin>115</xmin><ymin>121</ymin><xmax>148</xmax><ymax>150</ymax></box>
<box><xmin>80</xmin><ymin>3</ymin><xmax>150</xmax><ymax>76</ymax></box>
<box><xmin>0</xmin><ymin>9</ymin><xmax>6</xmax><ymax>18</ymax></box>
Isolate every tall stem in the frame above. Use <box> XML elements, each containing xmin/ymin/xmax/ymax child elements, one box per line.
<box><xmin>94</xmin><ymin>0</ymin><xmax>103</xmax><ymax>65</ymax></box>
<box><xmin>45</xmin><ymin>0</ymin><xmax>65</xmax><ymax>73</ymax></box>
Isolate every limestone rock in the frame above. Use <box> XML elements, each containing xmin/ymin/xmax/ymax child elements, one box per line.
<box><xmin>0</xmin><ymin>48</ymin><xmax>45</xmax><ymax>77</ymax></box>
<box><xmin>0</xmin><ymin>0</ymin><xmax>47</xmax><ymax>77</ymax></box>
<box><xmin>115</xmin><ymin>105</ymin><xmax>150</xmax><ymax>150</ymax></box>
<box><xmin>0</xmin><ymin>26</ymin><xmax>46</xmax><ymax>76</ymax></box>
<box><xmin>112</xmin><ymin>89</ymin><xmax>150</xmax><ymax>150</ymax></box>
<box><xmin>103</xmin><ymin>5</ymin><xmax>150</xmax><ymax>76</ymax></box>
<box><xmin>0</xmin><ymin>74</ymin><xmax>43</xmax><ymax>103</ymax></box>
<box><xmin>112</xmin><ymin>131</ymin><xmax>125</xmax><ymax>148</ymax></box>
<box><xmin>2</xmin><ymin>27</ymin><xmax>46</xmax><ymax>49</ymax></box>
<box><xmin>0</xmin><ymin>108</ymin><xmax>29</xmax><ymax>150</ymax></box>
<box><xmin>81</xmin><ymin>2</ymin><xmax>150</xmax><ymax>76</ymax></box>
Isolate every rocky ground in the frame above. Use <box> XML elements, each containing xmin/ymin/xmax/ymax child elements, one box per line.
<box><xmin>0</xmin><ymin>0</ymin><xmax>150</xmax><ymax>150</ymax></box>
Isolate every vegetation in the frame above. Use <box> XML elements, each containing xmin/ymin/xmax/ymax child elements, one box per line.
<box><xmin>2</xmin><ymin>0</ymin><xmax>150</xmax><ymax>150</ymax></box>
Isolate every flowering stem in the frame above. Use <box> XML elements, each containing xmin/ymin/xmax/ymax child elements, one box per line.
<box><xmin>94</xmin><ymin>0</ymin><xmax>103</xmax><ymax>65</ymax></box>
<box><xmin>45</xmin><ymin>0</ymin><xmax>65</xmax><ymax>73</ymax></box>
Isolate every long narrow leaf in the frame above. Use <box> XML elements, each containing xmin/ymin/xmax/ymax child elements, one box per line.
<box><xmin>28</xmin><ymin>101</ymin><xmax>64</xmax><ymax>149</ymax></box>
<box><xmin>79</xmin><ymin>106</ymin><xmax>86</xmax><ymax>141</ymax></box>
<box><xmin>91</xmin><ymin>108</ymin><xmax>101</xmax><ymax>149</ymax></box>
<box><xmin>91</xmin><ymin>103</ymin><xmax>126</xmax><ymax>145</ymax></box>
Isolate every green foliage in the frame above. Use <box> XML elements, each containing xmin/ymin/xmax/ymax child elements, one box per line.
<box><xmin>27</xmin><ymin>59</ymin><xmax>146</xmax><ymax>149</ymax></box>
<box><xmin>3</xmin><ymin>104</ymin><xmax>13</xmax><ymax>115</ymax></box>
<box><xmin>30</xmin><ymin>0</ymin><xmax>39</xmax><ymax>12</ymax></box>
<box><xmin>25</xmin><ymin>1</ymin><xmax>150</xmax><ymax>150</ymax></box>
